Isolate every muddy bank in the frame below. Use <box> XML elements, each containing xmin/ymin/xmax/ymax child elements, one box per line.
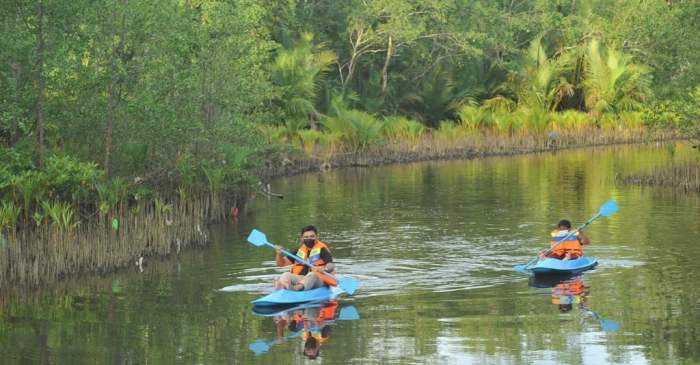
<box><xmin>0</xmin><ymin>192</ymin><xmax>244</xmax><ymax>287</ymax></box>
<box><xmin>260</xmin><ymin>128</ymin><xmax>679</xmax><ymax>178</ymax></box>
<box><xmin>623</xmin><ymin>162</ymin><xmax>700</xmax><ymax>193</ymax></box>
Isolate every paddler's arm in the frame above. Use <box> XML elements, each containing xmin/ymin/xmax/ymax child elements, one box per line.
<box><xmin>321</xmin><ymin>248</ymin><xmax>334</xmax><ymax>272</ymax></box>
<box><xmin>578</xmin><ymin>230</ymin><xmax>590</xmax><ymax>245</ymax></box>
<box><xmin>275</xmin><ymin>246</ymin><xmax>293</xmax><ymax>267</ymax></box>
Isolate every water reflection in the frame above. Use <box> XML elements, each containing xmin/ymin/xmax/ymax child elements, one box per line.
<box><xmin>530</xmin><ymin>274</ymin><xmax>620</xmax><ymax>332</ymax></box>
<box><xmin>4</xmin><ymin>144</ymin><xmax>700</xmax><ymax>364</ymax></box>
<box><xmin>250</xmin><ymin>301</ymin><xmax>359</xmax><ymax>359</ymax></box>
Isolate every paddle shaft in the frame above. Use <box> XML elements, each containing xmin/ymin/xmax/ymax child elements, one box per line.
<box><xmin>265</xmin><ymin>241</ymin><xmax>339</xmax><ymax>283</ymax></box>
<box><xmin>523</xmin><ymin>213</ymin><xmax>599</xmax><ymax>269</ymax></box>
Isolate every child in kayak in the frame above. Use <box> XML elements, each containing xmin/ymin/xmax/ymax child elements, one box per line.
<box><xmin>273</xmin><ymin>225</ymin><xmax>337</xmax><ymax>291</ymax></box>
<box><xmin>540</xmin><ymin>219</ymin><xmax>590</xmax><ymax>260</ymax></box>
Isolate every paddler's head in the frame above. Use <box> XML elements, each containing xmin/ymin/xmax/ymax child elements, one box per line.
<box><xmin>557</xmin><ymin>220</ymin><xmax>572</xmax><ymax>230</ymax></box>
<box><xmin>303</xmin><ymin>336</ymin><xmax>321</xmax><ymax>359</ymax></box>
<box><xmin>301</xmin><ymin>225</ymin><xmax>318</xmax><ymax>248</ymax></box>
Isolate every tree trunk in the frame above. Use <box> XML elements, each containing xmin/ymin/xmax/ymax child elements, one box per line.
<box><xmin>105</xmin><ymin>81</ymin><xmax>115</xmax><ymax>177</ymax></box>
<box><xmin>381</xmin><ymin>36</ymin><xmax>393</xmax><ymax>94</ymax></box>
<box><xmin>35</xmin><ymin>0</ymin><xmax>46</xmax><ymax>168</ymax></box>
<box><xmin>104</xmin><ymin>0</ymin><xmax>127</xmax><ymax>178</ymax></box>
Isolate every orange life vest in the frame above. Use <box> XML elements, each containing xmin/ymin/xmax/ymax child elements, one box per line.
<box><xmin>552</xmin><ymin>277</ymin><xmax>586</xmax><ymax>305</ymax></box>
<box><xmin>301</xmin><ymin>302</ymin><xmax>338</xmax><ymax>345</ymax></box>
<box><xmin>291</xmin><ymin>240</ymin><xmax>337</xmax><ymax>286</ymax></box>
<box><xmin>318</xmin><ymin>301</ymin><xmax>339</xmax><ymax>321</ymax></box>
<box><xmin>549</xmin><ymin>230</ymin><xmax>583</xmax><ymax>257</ymax></box>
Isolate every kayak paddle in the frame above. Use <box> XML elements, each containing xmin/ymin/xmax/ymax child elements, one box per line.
<box><xmin>585</xmin><ymin>307</ymin><xmax>621</xmax><ymax>332</ymax></box>
<box><xmin>249</xmin><ymin>329</ymin><xmax>302</xmax><ymax>355</ymax></box>
<box><xmin>247</xmin><ymin>229</ymin><xmax>359</xmax><ymax>295</ymax></box>
<box><xmin>514</xmin><ymin>199</ymin><xmax>619</xmax><ymax>273</ymax></box>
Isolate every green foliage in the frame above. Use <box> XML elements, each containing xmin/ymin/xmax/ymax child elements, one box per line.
<box><xmin>297</xmin><ymin>129</ymin><xmax>323</xmax><ymax>155</ymax></box>
<box><xmin>202</xmin><ymin>166</ymin><xmax>226</xmax><ymax>194</ymax></box>
<box><xmin>583</xmin><ymin>40</ymin><xmax>652</xmax><ymax>114</ymax></box>
<box><xmin>457</xmin><ymin>106</ymin><xmax>492</xmax><ymax>130</ymax></box>
<box><xmin>435</xmin><ymin>121</ymin><xmax>462</xmax><ymax>144</ymax></box>
<box><xmin>617</xmin><ymin>111</ymin><xmax>645</xmax><ymax>129</ymax></box>
<box><xmin>32</xmin><ymin>211</ymin><xmax>44</xmax><ymax>227</ymax></box>
<box><xmin>154</xmin><ymin>198</ymin><xmax>173</xmax><ymax>216</ymax></box>
<box><xmin>522</xmin><ymin>107</ymin><xmax>552</xmax><ymax>135</ymax></box>
<box><xmin>605</xmin><ymin>1</ymin><xmax>700</xmax><ymax>99</ymax></box>
<box><xmin>399</xmin><ymin>67</ymin><xmax>472</xmax><ymax>127</ymax></box>
<box><xmin>551</xmin><ymin>111</ymin><xmax>595</xmax><ymax>131</ymax></box>
<box><xmin>41</xmin><ymin>201</ymin><xmax>78</xmax><ymax>230</ymax></box>
<box><xmin>381</xmin><ymin>116</ymin><xmax>426</xmax><ymax>144</ymax></box>
<box><xmin>96</xmin><ymin>178</ymin><xmax>128</xmax><ymax>217</ymax></box>
<box><xmin>0</xmin><ymin>0</ymin><xmax>696</xmax><ymax>237</ymax></box>
<box><xmin>490</xmin><ymin>110</ymin><xmax>523</xmax><ymax>134</ymax></box>
<box><xmin>323</xmin><ymin>98</ymin><xmax>383</xmax><ymax>149</ymax></box>
<box><xmin>641</xmin><ymin>101</ymin><xmax>692</xmax><ymax>129</ymax></box>
<box><xmin>512</xmin><ymin>37</ymin><xmax>568</xmax><ymax>111</ymax></box>
<box><xmin>272</xmin><ymin>32</ymin><xmax>337</xmax><ymax>131</ymax></box>
<box><xmin>0</xmin><ymin>201</ymin><xmax>21</xmax><ymax>236</ymax></box>
<box><xmin>43</xmin><ymin>155</ymin><xmax>102</xmax><ymax>203</ymax></box>
<box><xmin>0</xmin><ymin>155</ymin><xmax>103</xmax><ymax>226</ymax></box>
<box><xmin>13</xmin><ymin>171</ymin><xmax>44</xmax><ymax>223</ymax></box>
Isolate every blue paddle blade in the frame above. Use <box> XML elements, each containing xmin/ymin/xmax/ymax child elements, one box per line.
<box><xmin>338</xmin><ymin>305</ymin><xmax>360</xmax><ymax>320</ymax></box>
<box><xmin>599</xmin><ymin>200</ymin><xmax>619</xmax><ymax>217</ymax></box>
<box><xmin>600</xmin><ymin>319</ymin><xmax>621</xmax><ymax>332</ymax></box>
<box><xmin>338</xmin><ymin>277</ymin><xmax>359</xmax><ymax>295</ymax></box>
<box><xmin>249</xmin><ymin>340</ymin><xmax>271</xmax><ymax>355</ymax></box>
<box><xmin>247</xmin><ymin>229</ymin><xmax>269</xmax><ymax>247</ymax></box>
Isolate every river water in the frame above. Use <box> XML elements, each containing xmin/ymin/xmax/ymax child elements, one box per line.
<box><xmin>2</xmin><ymin>143</ymin><xmax>699</xmax><ymax>364</ymax></box>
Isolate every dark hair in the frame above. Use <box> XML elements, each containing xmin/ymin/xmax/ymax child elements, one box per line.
<box><xmin>301</xmin><ymin>225</ymin><xmax>318</xmax><ymax>235</ymax></box>
<box><xmin>557</xmin><ymin>220</ymin><xmax>572</xmax><ymax>229</ymax></box>
<box><xmin>559</xmin><ymin>303</ymin><xmax>573</xmax><ymax>313</ymax></box>
<box><xmin>303</xmin><ymin>337</ymin><xmax>320</xmax><ymax>359</ymax></box>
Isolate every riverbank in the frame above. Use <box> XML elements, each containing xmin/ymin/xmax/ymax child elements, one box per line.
<box><xmin>261</xmin><ymin>127</ymin><xmax>680</xmax><ymax>178</ymax></box>
<box><xmin>0</xmin><ymin>192</ymin><xmax>242</xmax><ymax>287</ymax></box>
<box><xmin>622</xmin><ymin>161</ymin><xmax>700</xmax><ymax>193</ymax></box>
<box><xmin>0</xmin><ymin>127</ymin><xmax>681</xmax><ymax>287</ymax></box>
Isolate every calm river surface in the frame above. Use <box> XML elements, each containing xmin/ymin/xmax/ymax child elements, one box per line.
<box><xmin>2</xmin><ymin>143</ymin><xmax>700</xmax><ymax>364</ymax></box>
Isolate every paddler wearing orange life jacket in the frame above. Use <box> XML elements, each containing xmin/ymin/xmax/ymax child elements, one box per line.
<box><xmin>540</xmin><ymin>219</ymin><xmax>590</xmax><ymax>261</ymax></box>
<box><xmin>551</xmin><ymin>275</ymin><xmax>588</xmax><ymax>313</ymax></box>
<box><xmin>273</xmin><ymin>225</ymin><xmax>337</xmax><ymax>291</ymax></box>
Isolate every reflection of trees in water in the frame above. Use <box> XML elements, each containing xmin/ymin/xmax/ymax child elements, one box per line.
<box><xmin>0</xmin><ymin>252</ymin><xmax>272</xmax><ymax>364</ymax></box>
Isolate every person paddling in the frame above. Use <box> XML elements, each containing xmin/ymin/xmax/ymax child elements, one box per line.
<box><xmin>273</xmin><ymin>225</ymin><xmax>336</xmax><ymax>291</ymax></box>
<box><xmin>540</xmin><ymin>219</ymin><xmax>590</xmax><ymax>260</ymax></box>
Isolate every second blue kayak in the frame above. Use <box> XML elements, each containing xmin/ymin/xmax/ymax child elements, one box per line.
<box><xmin>529</xmin><ymin>256</ymin><xmax>598</xmax><ymax>275</ymax></box>
<box><xmin>251</xmin><ymin>286</ymin><xmax>345</xmax><ymax>306</ymax></box>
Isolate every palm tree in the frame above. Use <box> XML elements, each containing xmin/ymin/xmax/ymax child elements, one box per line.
<box><xmin>583</xmin><ymin>39</ymin><xmax>651</xmax><ymax>115</ymax></box>
<box><xmin>272</xmin><ymin>33</ymin><xmax>337</xmax><ymax>143</ymax></box>
<box><xmin>513</xmin><ymin>37</ymin><xmax>573</xmax><ymax>112</ymax></box>
<box><xmin>398</xmin><ymin>67</ymin><xmax>472</xmax><ymax>128</ymax></box>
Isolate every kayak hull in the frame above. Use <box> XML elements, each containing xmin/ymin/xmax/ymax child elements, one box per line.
<box><xmin>251</xmin><ymin>286</ymin><xmax>344</xmax><ymax>306</ymax></box>
<box><xmin>530</xmin><ymin>256</ymin><xmax>598</xmax><ymax>275</ymax></box>
<box><xmin>252</xmin><ymin>301</ymin><xmax>327</xmax><ymax>316</ymax></box>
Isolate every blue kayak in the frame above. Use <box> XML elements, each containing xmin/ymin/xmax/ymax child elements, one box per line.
<box><xmin>529</xmin><ymin>256</ymin><xmax>598</xmax><ymax>275</ymax></box>
<box><xmin>251</xmin><ymin>286</ymin><xmax>345</xmax><ymax>306</ymax></box>
<box><xmin>252</xmin><ymin>301</ymin><xmax>329</xmax><ymax>316</ymax></box>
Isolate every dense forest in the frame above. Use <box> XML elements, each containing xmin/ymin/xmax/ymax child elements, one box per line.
<box><xmin>1</xmin><ymin>0</ymin><xmax>699</xmax><ymax>240</ymax></box>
